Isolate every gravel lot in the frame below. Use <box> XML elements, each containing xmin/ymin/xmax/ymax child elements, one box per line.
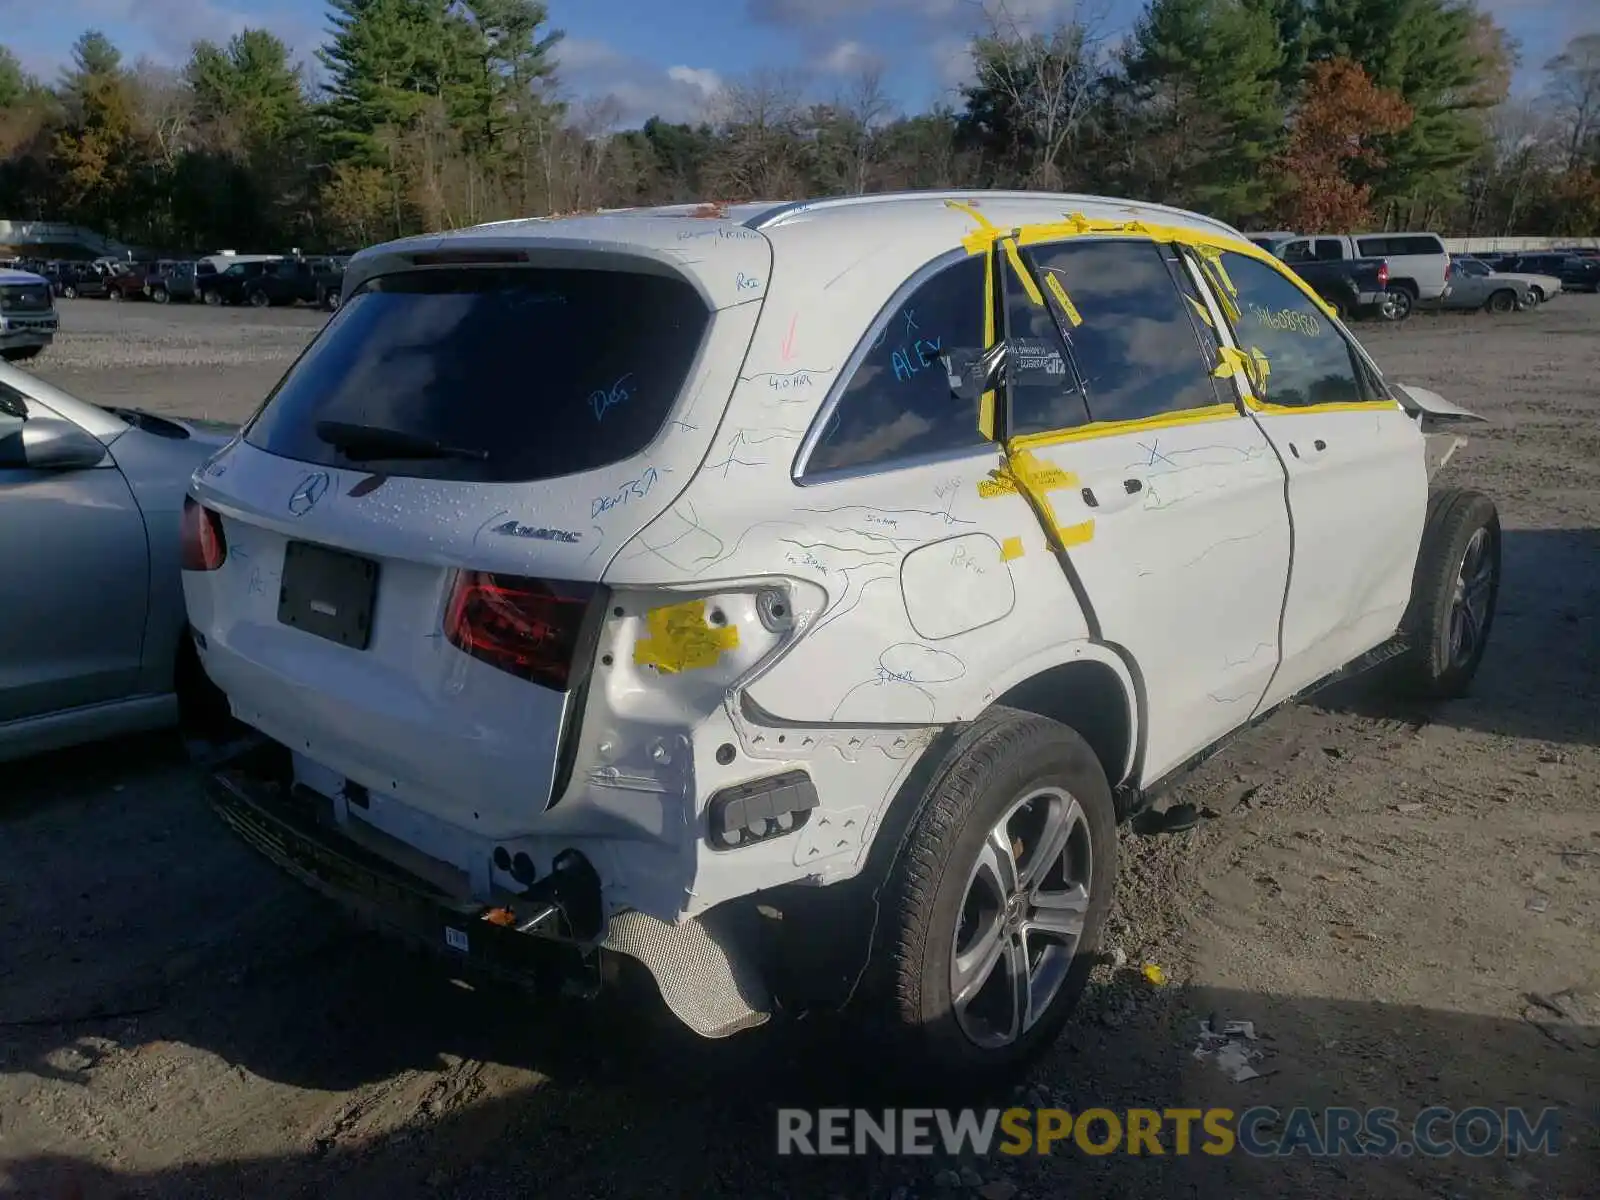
<box><xmin>2</xmin><ymin>296</ymin><xmax>1597</xmax><ymax>1199</ymax></box>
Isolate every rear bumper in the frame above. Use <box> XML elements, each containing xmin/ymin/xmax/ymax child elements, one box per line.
<box><xmin>207</xmin><ymin>739</ymin><xmax>778</xmax><ymax>1036</ymax></box>
<box><xmin>206</xmin><ymin>741</ymin><xmax>598</xmax><ymax>993</ymax></box>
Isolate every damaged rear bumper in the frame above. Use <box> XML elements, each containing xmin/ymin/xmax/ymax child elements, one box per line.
<box><xmin>207</xmin><ymin>742</ymin><xmax>599</xmax><ymax>994</ymax></box>
<box><xmin>205</xmin><ymin>741</ymin><xmax>774</xmax><ymax>1037</ymax></box>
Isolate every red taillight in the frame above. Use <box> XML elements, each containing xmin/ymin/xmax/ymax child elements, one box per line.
<box><xmin>1444</xmin><ymin>258</ymin><xmax>1452</xmax><ymax>281</ymax></box>
<box><xmin>1377</xmin><ymin>261</ymin><xmax>1389</xmax><ymax>287</ymax></box>
<box><xmin>181</xmin><ymin>496</ymin><xmax>227</xmax><ymax>571</ymax></box>
<box><xmin>444</xmin><ymin>571</ymin><xmax>595</xmax><ymax>691</ymax></box>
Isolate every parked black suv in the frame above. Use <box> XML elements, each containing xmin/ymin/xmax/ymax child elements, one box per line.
<box><xmin>200</xmin><ymin>259</ymin><xmax>281</xmax><ymax>306</ymax></box>
<box><xmin>1498</xmin><ymin>253</ymin><xmax>1600</xmax><ymax>293</ymax></box>
<box><xmin>52</xmin><ymin>262</ymin><xmax>110</xmax><ymax>299</ymax></box>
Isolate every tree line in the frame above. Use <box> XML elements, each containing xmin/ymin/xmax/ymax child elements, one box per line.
<box><xmin>0</xmin><ymin>0</ymin><xmax>1596</xmax><ymax>254</ymax></box>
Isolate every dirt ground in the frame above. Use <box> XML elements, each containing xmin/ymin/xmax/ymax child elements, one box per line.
<box><xmin>1</xmin><ymin>297</ymin><xmax>1595</xmax><ymax>1199</ymax></box>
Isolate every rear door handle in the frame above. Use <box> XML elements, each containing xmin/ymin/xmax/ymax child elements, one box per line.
<box><xmin>1079</xmin><ymin>477</ymin><xmax>1145</xmax><ymax>513</ymax></box>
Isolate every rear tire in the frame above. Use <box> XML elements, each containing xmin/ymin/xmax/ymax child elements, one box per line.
<box><xmin>1389</xmin><ymin>489</ymin><xmax>1501</xmax><ymax>700</ymax></box>
<box><xmin>248</xmin><ymin>289</ymin><xmax>270</xmax><ymax>308</ymax></box>
<box><xmin>203</xmin><ymin>289</ymin><xmax>221</xmax><ymax>306</ymax></box>
<box><xmin>1485</xmin><ymin>289</ymin><xmax>1516</xmax><ymax>314</ymax></box>
<box><xmin>874</xmin><ymin>707</ymin><xmax>1116</xmax><ymax>1087</ymax></box>
<box><xmin>151</xmin><ymin>286</ymin><xmax>169</xmax><ymax>304</ymax></box>
<box><xmin>62</xmin><ymin>285</ymin><xmax>78</xmax><ymax>300</ymax></box>
<box><xmin>1381</xmin><ymin>288</ymin><xmax>1414</xmax><ymax>321</ymax></box>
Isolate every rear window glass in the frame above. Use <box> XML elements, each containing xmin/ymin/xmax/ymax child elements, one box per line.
<box><xmin>244</xmin><ymin>266</ymin><xmax>710</xmax><ymax>482</ymax></box>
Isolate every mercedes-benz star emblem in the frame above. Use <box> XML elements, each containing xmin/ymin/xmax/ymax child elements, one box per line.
<box><xmin>287</xmin><ymin>472</ymin><xmax>331</xmax><ymax>516</ymax></box>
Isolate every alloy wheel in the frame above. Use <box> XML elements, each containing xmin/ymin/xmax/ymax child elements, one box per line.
<box><xmin>950</xmin><ymin>787</ymin><xmax>1093</xmax><ymax>1050</ymax></box>
<box><xmin>1448</xmin><ymin>527</ymin><xmax>1495</xmax><ymax>669</ymax></box>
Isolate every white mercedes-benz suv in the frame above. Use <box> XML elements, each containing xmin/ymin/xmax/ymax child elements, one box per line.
<box><xmin>182</xmin><ymin>191</ymin><xmax>1499</xmax><ymax>1081</ymax></box>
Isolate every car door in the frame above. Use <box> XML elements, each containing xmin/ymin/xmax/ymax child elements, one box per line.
<box><xmin>1199</xmin><ymin>248</ymin><xmax>1427</xmax><ymax>710</ymax></box>
<box><xmin>0</xmin><ymin>380</ymin><xmax>149</xmax><ymax>722</ymax></box>
<box><xmin>993</xmin><ymin>236</ymin><xmax>1292</xmax><ymax>784</ymax></box>
<box><xmin>1447</xmin><ymin>260</ymin><xmax>1490</xmax><ymax>307</ymax></box>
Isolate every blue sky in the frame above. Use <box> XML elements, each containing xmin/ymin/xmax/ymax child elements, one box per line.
<box><xmin>0</xmin><ymin>0</ymin><xmax>1590</xmax><ymax>125</ymax></box>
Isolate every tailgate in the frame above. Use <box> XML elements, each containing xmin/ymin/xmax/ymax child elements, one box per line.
<box><xmin>186</xmin><ymin>240</ymin><xmax>766</xmax><ymax>838</ymax></box>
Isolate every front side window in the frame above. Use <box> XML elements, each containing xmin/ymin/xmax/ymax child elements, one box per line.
<box><xmin>1214</xmin><ymin>252</ymin><xmax>1375</xmax><ymax>409</ymax></box>
<box><xmin>805</xmin><ymin>254</ymin><xmax>989</xmax><ymax>476</ymax></box>
<box><xmin>1019</xmin><ymin>238</ymin><xmax>1225</xmax><ymax>425</ymax></box>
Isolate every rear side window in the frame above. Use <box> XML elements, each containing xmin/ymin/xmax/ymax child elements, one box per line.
<box><xmin>244</xmin><ymin>266</ymin><xmax>710</xmax><ymax>483</ymax></box>
<box><xmin>1358</xmin><ymin>235</ymin><xmax>1443</xmax><ymax>257</ymax></box>
<box><xmin>1019</xmin><ymin>239</ymin><xmax>1224</xmax><ymax>425</ymax></box>
<box><xmin>805</xmin><ymin>254</ymin><xmax>989</xmax><ymax>476</ymax></box>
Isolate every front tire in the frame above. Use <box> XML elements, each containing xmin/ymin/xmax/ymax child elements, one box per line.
<box><xmin>1390</xmin><ymin>489</ymin><xmax>1501</xmax><ymax>699</ymax></box>
<box><xmin>878</xmin><ymin>708</ymin><xmax>1116</xmax><ymax>1085</ymax></box>
<box><xmin>248</xmin><ymin>289</ymin><xmax>271</xmax><ymax>308</ymax></box>
<box><xmin>0</xmin><ymin>346</ymin><xmax>41</xmax><ymax>362</ymax></box>
<box><xmin>203</xmin><ymin>289</ymin><xmax>221</xmax><ymax>306</ymax></box>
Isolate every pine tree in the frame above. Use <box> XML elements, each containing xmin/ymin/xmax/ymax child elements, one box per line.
<box><xmin>1306</xmin><ymin>0</ymin><xmax>1508</xmax><ymax>223</ymax></box>
<box><xmin>1118</xmin><ymin>0</ymin><xmax>1288</xmax><ymax>222</ymax></box>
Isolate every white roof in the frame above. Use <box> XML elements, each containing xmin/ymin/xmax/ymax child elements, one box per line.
<box><xmin>347</xmin><ymin>190</ymin><xmax>1249</xmax><ymax>308</ymax></box>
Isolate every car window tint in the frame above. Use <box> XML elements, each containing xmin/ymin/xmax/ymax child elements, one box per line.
<box><xmin>1021</xmin><ymin>239</ymin><xmax>1224</xmax><ymax>424</ymax></box>
<box><xmin>1216</xmin><ymin>252</ymin><xmax>1370</xmax><ymax>408</ymax></box>
<box><xmin>245</xmin><ymin>266</ymin><xmax>711</xmax><ymax>483</ymax></box>
<box><xmin>1312</xmin><ymin>239</ymin><xmax>1344</xmax><ymax>261</ymax></box>
<box><xmin>1004</xmin><ymin>248</ymin><xmax>1090</xmax><ymax>436</ymax></box>
<box><xmin>806</xmin><ymin>254</ymin><xmax>989</xmax><ymax>475</ymax></box>
<box><xmin>1281</xmin><ymin>240</ymin><xmax>1312</xmax><ymax>263</ymax></box>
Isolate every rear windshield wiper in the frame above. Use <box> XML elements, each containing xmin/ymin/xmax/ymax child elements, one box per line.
<box><xmin>314</xmin><ymin>420</ymin><xmax>490</xmax><ymax>462</ymax></box>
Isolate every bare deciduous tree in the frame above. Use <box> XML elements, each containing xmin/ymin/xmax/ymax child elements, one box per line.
<box><xmin>967</xmin><ymin>0</ymin><xmax>1110</xmax><ymax>189</ymax></box>
<box><xmin>1543</xmin><ymin>33</ymin><xmax>1600</xmax><ymax>169</ymax></box>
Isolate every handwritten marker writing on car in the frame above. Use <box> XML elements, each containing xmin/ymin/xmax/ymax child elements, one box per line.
<box><xmin>178</xmin><ymin>192</ymin><xmax>1503</xmax><ymax>1090</ymax></box>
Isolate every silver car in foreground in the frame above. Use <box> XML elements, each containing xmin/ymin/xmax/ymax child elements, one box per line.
<box><xmin>0</xmin><ymin>364</ymin><xmax>235</xmax><ymax>762</ymax></box>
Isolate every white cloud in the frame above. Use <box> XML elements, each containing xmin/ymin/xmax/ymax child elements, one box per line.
<box><xmin>930</xmin><ymin>35</ymin><xmax>976</xmax><ymax>91</ymax></box>
<box><xmin>747</xmin><ymin>0</ymin><xmax>1082</xmax><ymax>27</ymax></box>
<box><xmin>556</xmin><ymin>39</ymin><xmax>722</xmax><ymax>125</ymax></box>
<box><xmin>667</xmin><ymin>65</ymin><xmax>724</xmax><ymax>98</ymax></box>
<box><xmin>3</xmin><ymin>0</ymin><xmax>322</xmax><ymax>75</ymax></box>
<box><xmin>554</xmin><ymin>36</ymin><xmax>628</xmax><ymax>73</ymax></box>
<box><xmin>816</xmin><ymin>39</ymin><xmax>883</xmax><ymax>75</ymax></box>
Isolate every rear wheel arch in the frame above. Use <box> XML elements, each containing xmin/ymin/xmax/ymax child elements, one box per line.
<box><xmin>990</xmin><ymin>658</ymin><xmax>1137</xmax><ymax>799</ymax></box>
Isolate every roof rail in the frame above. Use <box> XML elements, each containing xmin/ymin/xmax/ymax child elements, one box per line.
<box><xmin>745</xmin><ymin>189</ymin><xmax>1243</xmax><ymax>239</ymax></box>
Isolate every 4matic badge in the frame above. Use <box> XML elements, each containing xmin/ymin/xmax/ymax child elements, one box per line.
<box><xmin>491</xmin><ymin>520</ymin><xmax>581</xmax><ymax>544</ymax></box>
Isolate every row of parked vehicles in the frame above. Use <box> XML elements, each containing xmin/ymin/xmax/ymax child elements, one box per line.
<box><xmin>17</xmin><ymin>254</ymin><xmax>348</xmax><ymax>311</ymax></box>
<box><xmin>1248</xmin><ymin>231</ymin><xmax>1600</xmax><ymax>321</ymax></box>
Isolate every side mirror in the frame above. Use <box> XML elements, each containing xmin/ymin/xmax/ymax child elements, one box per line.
<box><xmin>17</xmin><ymin>417</ymin><xmax>108</xmax><ymax>470</ymax></box>
<box><xmin>943</xmin><ymin>342</ymin><xmax>1010</xmax><ymax>403</ymax></box>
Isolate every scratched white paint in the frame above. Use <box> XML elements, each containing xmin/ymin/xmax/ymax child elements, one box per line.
<box><xmin>899</xmin><ymin>532</ymin><xmax>1016</xmax><ymax>641</ymax></box>
<box><xmin>185</xmin><ymin>192</ymin><xmax>1442</xmax><ymax>932</ymax></box>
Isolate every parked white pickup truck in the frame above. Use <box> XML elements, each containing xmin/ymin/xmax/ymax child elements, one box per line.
<box><xmin>1273</xmin><ymin>231</ymin><xmax>1453</xmax><ymax>320</ymax></box>
<box><xmin>182</xmin><ymin>190</ymin><xmax>1500</xmax><ymax>1083</ymax></box>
